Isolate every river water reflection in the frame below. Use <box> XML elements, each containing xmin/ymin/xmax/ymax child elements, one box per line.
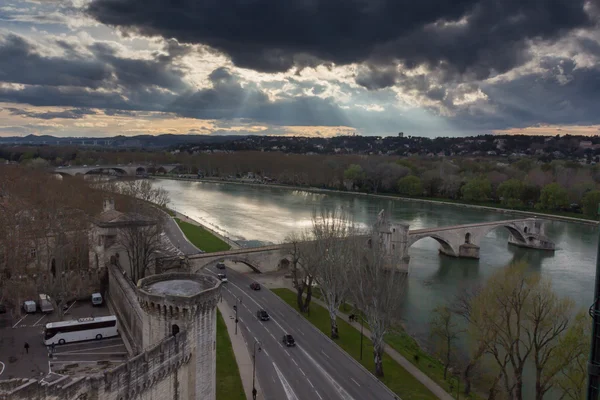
<box><xmin>155</xmin><ymin>179</ymin><xmax>596</xmax><ymax>342</ymax></box>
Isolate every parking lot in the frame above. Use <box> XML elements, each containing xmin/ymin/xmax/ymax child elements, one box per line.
<box><xmin>0</xmin><ymin>301</ymin><xmax>128</xmax><ymax>379</ymax></box>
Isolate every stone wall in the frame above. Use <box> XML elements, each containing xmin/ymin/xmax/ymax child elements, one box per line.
<box><xmin>0</xmin><ymin>329</ymin><xmax>192</xmax><ymax>400</ymax></box>
<box><xmin>107</xmin><ymin>263</ymin><xmax>144</xmax><ymax>354</ymax></box>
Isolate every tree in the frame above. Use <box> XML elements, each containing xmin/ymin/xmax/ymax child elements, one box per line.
<box><xmin>116</xmin><ymin>215</ymin><xmax>174</xmax><ymax>283</ymax></box>
<box><xmin>343</xmin><ymin>164</ymin><xmax>364</xmax><ymax>189</ymax></box>
<box><xmin>469</xmin><ymin>262</ymin><xmax>580</xmax><ymax>400</ymax></box>
<box><xmin>284</xmin><ymin>231</ymin><xmax>316</xmax><ymax>314</ymax></box>
<box><xmin>397</xmin><ymin>175</ymin><xmax>423</xmax><ymax>196</ymax></box>
<box><xmin>309</xmin><ymin>209</ymin><xmax>358</xmax><ymax>339</ymax></box>
<box><xmin>461</xmin><ymin>177</ymin><xmax>492</xmax><ymax>202</ymax></box>
<box><xmin>348</xmin><ymin>211</ymin><xmax>407</xmax><ymax>377</ymax></box>
<box><xmin>430</xmin><ymin>306</ymin><xmax>461</xmax><ymax>379</ymax></box>
<box><xmin>582</xmin><ymin>189</ymin><xmax>600</xmax><ymax>217</ymax></box>
<box><xmin>498</xmin><ymin>179</ymin><xmax>525</xmax><ymax>208</ymax></box>
<box><xmin>536</xmin><ymin>183</ymin><xmax>569</xmax><ymax>211</ymax></box>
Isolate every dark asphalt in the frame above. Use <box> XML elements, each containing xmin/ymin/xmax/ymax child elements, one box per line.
<box><xmin>163</xmin><ymin>216</ymin><xmax>204</xmax><ymax>255</ymax></box>
<box><xmin>210</xmin><ymin>267</ymin><xmax>399</xmax><ymax>400</ymax></box>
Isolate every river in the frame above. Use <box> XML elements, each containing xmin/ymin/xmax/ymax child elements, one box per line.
<box><xmin>155</xmin><ymin>179</ymin><xmax>596</xmax><ymax>344</ymax></box>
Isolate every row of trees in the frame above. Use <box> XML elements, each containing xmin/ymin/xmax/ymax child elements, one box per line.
<box><xmin>285</xmin><ymin>209</ymin><xmax>406</xmax><ymax>377</ymax></box>
<box><xmin>0</xmin><ymin>166</ymin><xmax>175</xmax><ymax>316</ymax></box>
<box><xmin>429</xmin><ymin>263</ymin><xmax>589</xmax><ymax>400</ymax></box>
<box><xmin>284</xmin><ymin>208</ymin><xmax>590</xmax><ymax>398</ymax></box>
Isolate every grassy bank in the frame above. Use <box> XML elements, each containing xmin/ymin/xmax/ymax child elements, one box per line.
<box><xmin>272</xmin><ymin>288</ymin><xmax>438</xmax><ymax>400</ymax></box>
<box><xmin>174</xmin><ymin>218</ymin><xmax>231</xmax><ymax>252</ymax></box>
<box><xmin>216</xmin><ymin>310</ymin><xmax>245</xmax><ymax>400</ymax></box>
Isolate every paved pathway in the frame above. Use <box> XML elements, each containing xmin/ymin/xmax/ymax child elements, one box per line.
<box><xmin>218</xmin><ymin>300</ymin><xmax>263</xmax><ymax>400</ymax></box>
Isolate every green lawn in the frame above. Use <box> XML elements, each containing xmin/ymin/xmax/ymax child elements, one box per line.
<box><xmin>216</xmin><ymin>310</ymin><xmax>246</xmax><ymax>400</ymax></box>
<box><xmin>174</xmin><ymin>218</ymin><xmax>231</xmax><ymax>253</ymax></box>
<box><xmin>272</xmin><ymin>288</ymin><xmax>438</xmax><ymax>400</ymax></box>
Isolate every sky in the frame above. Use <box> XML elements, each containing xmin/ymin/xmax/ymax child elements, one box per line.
<box><xmin>0</xmin><ymin>0</ymin><xmax>599</xmax><ymax>138</ymax></box>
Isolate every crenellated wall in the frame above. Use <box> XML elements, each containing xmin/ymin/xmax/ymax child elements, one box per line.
<box><xmin>0</xmin><ymin>330</ymin><xmax>193</xmax><ymax>400</ymax></box>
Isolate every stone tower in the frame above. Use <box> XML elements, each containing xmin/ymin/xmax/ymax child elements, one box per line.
<box><xmin>137</xmin><ymin>272</ymin><xmax>221</xmax><ymax>400</ymax></box>
<box><xmin>372</xmin><ymin>210</ymin><xmax>411</xmax><ymax>272</ymax></box>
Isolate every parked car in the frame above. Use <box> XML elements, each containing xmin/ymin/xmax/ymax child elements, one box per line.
<box><xmin>216</xmin><ymin>262</ymin><xmax>226</xmax><ymax>270</ymax></box>
<box><xmin>282</xmin><ymin>334</ymin><xmax>296</xmax><ymax>347</ymax></box>
<box><xmin>217</xmin><ymin>274</ymin><xmax>228</xmax><ymax>283</ymax></box>
<box><xmin>38</xmin><ymin>294</ymin><xmax>54</xmax><ymax>313</ymax></box>
<box><xmin>23</xmin><ymin>300</ymin><xmax>36</xmax><ymax>313</ymax></box>
<box><xmin>250</xmin><ymin>282</ymin><xmax>260</xmax><ymax>290</ymax></box>
<box><xmin>256</xmin><ymin>310</ymin><xmax>270</xmax><ymax>321</ymax></box>
<box><xmin>91</xmin><ymin>293</ymin><xmax>103</xmax><ymax>306</ymax></box>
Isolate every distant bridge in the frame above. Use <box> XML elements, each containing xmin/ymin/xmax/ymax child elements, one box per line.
<box><xmin>52</xmin><ymin>164</ymin><xmax>179</xmax><ymax>176</ymax></box>
<box><xmin>188</xmin><ymin>218</ymin><xmax>555</xmax><ymax>274</ymax></box>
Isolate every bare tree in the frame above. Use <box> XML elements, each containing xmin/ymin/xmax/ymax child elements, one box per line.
<box><xmin>309</xmin><ymin>209</ymin><xmax>358</xmax><ymax>339</ymax></box>
<box><xmin>469</xmin><ymin>261</ymin><xmax>579</xmax><ymax>400</ymax></box>
<box><xmin>430</xmin><ymin>306</ymin><xmax>461</xmax><ymax>379</ymax></box>
<box><xmin>116</xmin><ymin>216</ymin><xmax>174</xmax><ymax>283</ymax></box>
<box><xmin>348</xmin><ymin>210</ymin><xmax>407</xmax><ymax>377</ymax></box>
<box><xmin>283</xmin><ymin>231</ymin><xmax>316</xmax><ymax>313</ymax></box>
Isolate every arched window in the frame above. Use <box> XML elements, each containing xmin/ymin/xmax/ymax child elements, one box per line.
<box><xmin>464</xmin><ymin>232</ymin><xmax>471</xmax><ymax>244</ymax></box>
<box><xmin>524</xmin><ymin>226</ymin><xmax>528</xmax><ymax>233</ymax></box>
<box><xmin>172</xmin><ymin>324</ymin><xmax>180</xmax><ymax>336</ymax></box>
<box><xmin>51</xmin><ymin>258</ymin><xmax>56</xmax><ymax>277</ymax></box>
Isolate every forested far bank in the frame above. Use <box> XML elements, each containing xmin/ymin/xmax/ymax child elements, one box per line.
<box><xmin>4</xmin><ymin>145</ymin><xmax>600</xmax><ymax>219</ymax></box>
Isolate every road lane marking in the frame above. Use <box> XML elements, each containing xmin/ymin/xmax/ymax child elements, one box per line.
<box><xmin>321</xmin><ymin>350</ymin><xmax>331</xmax><ymax>359</ymax></box>
<box><xmin>284</xmin><ymin>350</ymin><xmax>290</xmax><ymax>357</ymax></box>
<box><xmin>56</xmin><ymin>344</ymin><xmax>126</xmax><ymax>353</ymax></box>
<box><xmin>13</xmin><ymin>314</ymin><xmax>28</xmax><ymax>328</ymax></box>
<box><xmin>273</xmin><ymin>362</ymin><xmax>300</xmax><ymax>400</ymax></box>
<box><xmin>307</xmin><ymin>378</ymin><xmax>314</xmax><ymax>388</ymax></box>
<box><xmin>64</xmin><ymin>300</ymin><xmax>77</xmax><ymax>314</ymax></box>
<box><xmin>299</xmin><ymin>346</ymin><xmax>356</xmax><ymax>400</ymax></box>
<box><xmin>269</xmin><ymin>333</ymin><xmax>276</xmax><ymax>341</ymax></box>
<box><xmin>299</xmin><ymin>367</ymin><xmax>306</xmax><ymax>376</ymax></box>
<box><xmin>351</xmin><ymin>378</ymin><xmax>361</xmax><ymax>387</ymax></box>
<box><xmin>297</xmin><ymin>328</ymin><xmax>305</xmax><ymax>336</ymax></box>
<box><xmin>228</xmin><ymin>281</ymin><xmax>288</xmax><ymax>333</ymax></box>
<box><xmin>315</xmin><ymin>391</ymin><xmax>323</xmax><ymax>400</ymax></box>
<box><xmin>263</xmin><ymin>349</ymin><xmax>270</xmax><ymax>357</ymax></box>
<box><xmin>292</xmin><ymin>359</ymin><xmax>298</xmax><ymax>366</ymax></box>
<box><xmin>33</xmin><ymin>314</ymin><xmax>47</xmax><ymax>327</ymax></box>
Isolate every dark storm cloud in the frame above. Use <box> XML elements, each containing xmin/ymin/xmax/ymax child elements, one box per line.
<box><xmin>87</xmin><ymin>0</ymin><xmax>592</xmax><ymax>83</ymax></box>
<box><xmin>3</xmin><ymin>107</ymin><xmax>97</xmax><ymax>120</ymax></box>
<box><xmin>0</xmin><ymin>34</ymin><xmax>112</xmax><ymax>88</ymax></box>
<box><xmin>453</xmin><ymin>58</ymin><xmax>600</xmax><ymax>130</ymax></box>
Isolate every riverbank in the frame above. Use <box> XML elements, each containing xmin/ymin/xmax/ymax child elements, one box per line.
<box><xmin>155</xmin><ymin>175</ymin><xmax>599</xmax><ymax>226</ymax></box>
<box><xmin>168</xmin><ymin>209</ymin><xmax>241</xmax><ymax>250</ymax></box>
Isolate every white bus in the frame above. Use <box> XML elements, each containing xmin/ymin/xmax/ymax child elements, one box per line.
<box><xmin>44</xmin><ymin>316</ymin><xmax>118</xmax><ymax>345</ymax></box>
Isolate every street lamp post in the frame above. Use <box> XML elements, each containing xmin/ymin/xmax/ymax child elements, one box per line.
<box><xmin>234</xmin><ymin>296</ymin><xmax>242</xmax><ymax>335</ymax></box>
<box><xmin>252</xmin><ymin>340</ymin><xmax>262</xmax><ymax>400</ymax></box>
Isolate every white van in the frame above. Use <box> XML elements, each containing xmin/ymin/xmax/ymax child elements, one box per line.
<box><xmin>91</xmin><ymin>293</ymin><xmax>103</xmax><ymax>306</ymax></box>
<box><xmin>23</xmin><ymin>300</ymin><xmax>36</xmax><ymax>313</ymax></box>
<box><xmin>38</xmin><ymin>294</ymin><xmax>54</xmax><ymax>313</ymax></box>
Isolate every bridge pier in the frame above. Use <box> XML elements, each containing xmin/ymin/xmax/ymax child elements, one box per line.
<box><xmin>438</xmin><ymin>243</ymin><xmax>480</xmax><ymax>259</ymax></box>
<box><xmin>508</xmin><ymin>233</ymin><xmax>556</xmax><ymax>251</ymax></box>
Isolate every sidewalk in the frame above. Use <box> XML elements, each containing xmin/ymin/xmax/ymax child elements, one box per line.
<box><xmin>218</xmin><ymin>300</ymin><xmax>263</xmax><ymax>400</ymax></box>
<box><xmin>309</xmin><ymin>296</ymin><xmax>454</xmax><ymax>400</ymax></box>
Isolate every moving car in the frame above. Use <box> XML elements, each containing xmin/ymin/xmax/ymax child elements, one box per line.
<box><xmin>217</xmin><ymin>274</ymin><xmax>228</xmax><ymax>283</ymax></box>
<box><xmin>256</xmin><ymin>309</ymin><xmax>270</xmax><ymax>321</ymax></box>
<box><xmin>282</xmin><ymin>334</ymin><xmax>296</xmax><ymax>347</ymax></box>
<box><xmin>250</xmin><ymin>282</ymin><xmax>260</xmax><ymax>290</ymax></box>
<box><xmin>216</xmin><ymin>262</ymin><xmax>226</xmax><ymax>270</ymax></box>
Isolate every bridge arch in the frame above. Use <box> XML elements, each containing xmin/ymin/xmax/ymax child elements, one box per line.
<box><xmin>409</xmin><ymin>234</ymin><xmax>457</xmax><ymax>257</ymax></box>
<box><xmin>476</xmin><ymin>223</ymin><xmax>528</xmax><ymax>245</ymax></box>
<box><xmin>136</xmin><ymin>167</ymin><xmax>147</xmax><ymax>175</ymax></box>
<box><xmin>201</xmin><ymin>257</ymin><xmax>262</xmax><ymax>273</ymax></box>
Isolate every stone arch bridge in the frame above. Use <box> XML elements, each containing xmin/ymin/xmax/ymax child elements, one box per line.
<box><xmin>52</xmin><ymin>164</ymin><xmax>179</xmax><ymax>176</ymax></box>
<box><xmin>188</xmin><ymin>218</ymin><xmax>554</xmax><ymax>274</ymax></box>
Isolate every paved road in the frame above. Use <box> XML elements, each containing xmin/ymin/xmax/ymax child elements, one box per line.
<box><xmin>163</xmin><ymin>216</ymin><xmax>204</xmax><ymax>255</ymax></box>
<box><xmin>208</xmin><ymin>266</ymin><xmax>398</xmax><ymax>400</ymax></box>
